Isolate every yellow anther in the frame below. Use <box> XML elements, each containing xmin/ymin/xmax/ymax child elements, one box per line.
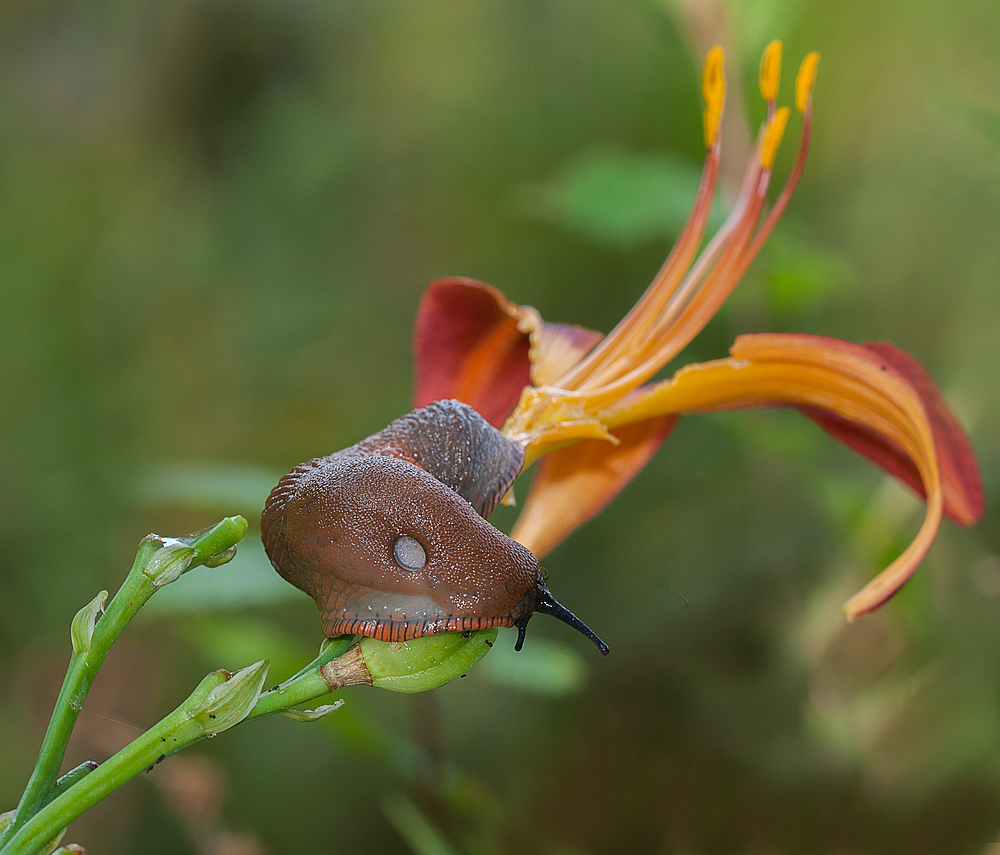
<box><xmin>758</xmin><ymin>40</ymin><xmax>782</xmax><ymax>102</ymax></box>
<box><xmin>701</xmin><ymin>45</ymin><xmax>726</xmax><ymax>147</ymax></box>
<box><xmin>760</xmin><ymin>106</ymin><xmax>790</xmax><ymax>169</ymax></box>
<box><xmin>795</xmin><ymin>51</ymin><xmax>821</xmax><ymax>112</ymax></box>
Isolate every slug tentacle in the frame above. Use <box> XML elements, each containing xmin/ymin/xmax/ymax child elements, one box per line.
<box><xmin>518</xmin><ymin>583</ymin><xmax>610</xmax><ymax>655</ymax></box>
<box><xmin>261</xmin><ymin>399</ymin><xmax>607</xmax><ymax>653</ymax></box>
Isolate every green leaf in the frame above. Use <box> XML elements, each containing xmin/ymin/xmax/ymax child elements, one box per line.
<box><xmin>476</xmin><ymin>630</ymin><xmax>587</xmax><ymax>695</ymax></box>
<box><xmin>381</xmin><ymin>794</ymin><xmax>460</xmax><ymax>855</ymax></box>
<box><xmin>764</xmin><ymin>230</ymin><xmax>853</xmax><ymax>314</ymax></box>
<box><xmin>178</xmin><ymin>615</ymin><xmax>307</xmax><ymax>683</ymax></box>
<box><xmin>939</xmin><ymin>93</ymin><xmax>1000</xmax><ymax>148</ymax></box>
<box><xmin>135</xmin><ymin>462</ymin><xmax>281</xmax><ymax>517</ymax></box>
<box><xmin>520</xmin><ymin>147</ymin><xmax>722</xmax><ymax>249</ymax></box>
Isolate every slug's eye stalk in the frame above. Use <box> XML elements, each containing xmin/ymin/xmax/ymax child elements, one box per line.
<box><xmin>515</xmin><ymin>582</ymin><xmax>610</xmax><ymax>655</ymax></box>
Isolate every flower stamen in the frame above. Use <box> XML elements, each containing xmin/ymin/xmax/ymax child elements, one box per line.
<box><xmin>759</xmin><ymin>40</ymin><xmax>782</xmax><ymax>116</ymax></box>
<box><xmin>560</xmin><ymin>112</ymin><xmax>779</xmax><ymax>406</ymax></box>
<box><xmin>702</xmin><ymin>44</ymin><xmax>726</xmax><ymax>148</ymax></box>
<box><xmin>738</xmin><ymin>53</ymin><xmax>819</xmax><ymax>266</ymax></box>
<box><xmin>761</xmin><ymin>106</ymin><xmax>790</xmax><ymax>170</ymax></box>
<box><xmin>553</xmin><ymin>48</ymin><xmax>726</xmax><ymax>394</ymax></box>
<box><xmin>503</xmin><ymin>44</ymin><xmax>820</xmax><ymax>451</ymax></box>
<box><xmin>795</xmin><ymin>51</ymin><xmax>821</xmax><ymax>114</ymax></box>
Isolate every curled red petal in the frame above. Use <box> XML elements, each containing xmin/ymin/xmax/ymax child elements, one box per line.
<box><xmin>799</xmin><ymin>342</ymin><xmax>983</xmax><ymax>525</ymax></box>
<box><xmin>799</xmin><ymin>405</ymin><xmax>925</xmax><ymax>498</ymax></box>
<box><xmin>602</xmin><ymin>333</ymin><xmax>977</xmax><ymax>619</ymax></box>
<box><xmin>864</xmin><ymin>341</ymin><xmax>982</xmax><ymax>525</ymax></box>
<box><xmin>412</xmin><ymin>278</ymin><xmax>603</xmax><ymax>428</ymax></box>
<box><xmin>412</xmin><ymin>277</ymin><xmax>531</xmax><ymax>427</ymax></box>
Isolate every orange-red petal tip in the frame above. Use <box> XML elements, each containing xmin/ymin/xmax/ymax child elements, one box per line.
<box><xmin>413</xmin><ymin>277</ymin><xmax>531</xmax><ymax>427</ymax></box>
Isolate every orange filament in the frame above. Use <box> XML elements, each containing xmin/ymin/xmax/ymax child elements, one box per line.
<box><xmin>508</xmin><ymin>45</ymin><xmax>820</xmax><ymax>440</ymax></box>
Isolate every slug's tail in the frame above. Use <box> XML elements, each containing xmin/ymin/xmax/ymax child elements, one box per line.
<box><xmin>515</xmin><ymin>584</ymin><xmax>610</xmax><ymax>655</ymax></box>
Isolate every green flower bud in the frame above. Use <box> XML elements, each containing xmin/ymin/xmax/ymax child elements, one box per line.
<box><xmin>70</xmin><ymin>592</ymin><xmax>107</xmax><ymax>654</ymax></box>
<box><xmin>359</xmin><ymin>628</ymin><xmax>498</xmax><ymax>694</ymax></box>
<box><xmin>185</xmin><ymin>660</ymin><xmax>270</xmax><ymax>736</ymax></box>
<box><xmin>280</xmin><ymin>700</ymin><xmax>344</xmax><ymax>721</ymax></box>
<box><xmin>45</xmin><ymin>763</ymin><xmax>100</xmax><ymax>808</ymax></box>
<box><xmin>201</xmin><ymin>545</ymin><xmax>238</xmax><ymax>568</ymax></box>
<box><xmin>144</xmin><ymin>542</ymin><xmax>196</xmax><ymax>587</ymax></box>
<box><xmin>140</xmin><ymin>516</ymin><xmax>248</xmax><ymax>588</ymax></box>
<box><xmin>184</xmin><ymin>516</ymin><xmax>248</xmax><ymax>567</ymax></box>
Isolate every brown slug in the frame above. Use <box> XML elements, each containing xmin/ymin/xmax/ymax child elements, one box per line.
<box><xmin>261</xmin><ymin>399</ymin><xmax>608</xmax><ymax>654</ymax></box>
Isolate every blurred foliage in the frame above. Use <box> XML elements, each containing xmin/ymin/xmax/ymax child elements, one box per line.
<box><xmin>1</xmin><ymin>0</ymin><xmax>999</xmax><ymax>853</ymax></box>
<box><xmin>518</xmin><ymin>146</ymin><xmax>724</xmax><ymax>248</ymax></box>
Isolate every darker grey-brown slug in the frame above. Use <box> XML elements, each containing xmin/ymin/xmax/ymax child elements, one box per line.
<box><xmin>261</xmin><ymin>399</ymin><xmax>608</xmax><ymax>654</ymax></box>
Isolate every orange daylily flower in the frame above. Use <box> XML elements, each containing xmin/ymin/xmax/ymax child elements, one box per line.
<box><xmin>412</xmin><ymin>43</ymin><xmax>983</xmax><ymax>621</ymax></box>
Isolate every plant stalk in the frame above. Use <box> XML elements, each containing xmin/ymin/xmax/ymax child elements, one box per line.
<box><xmin>0</xmin><ymin>518</ymin><xmax>247</xmax><ymax>849</ymax></box>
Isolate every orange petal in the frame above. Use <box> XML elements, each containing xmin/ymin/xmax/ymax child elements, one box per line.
<box><xmin>603</xmin><ymin>333</ymin><xmax>970</xmax><ymax>620</ymax></box>
<box><xmin>528</xmin><ymin>321</ymin><xmax>603</xmax><ymax>387</ymax></box>
<box><xmin>794</xmin><ymin>342</ymin><xmax>981</xmax><ymax>526</ymax></box>
<box><xmin>413</xmin><ymin>278</ymin><xmax>601</xmax><ymax>427</ymax></box>
<box><xmin>860</xmin><ymin>341</ymin><xmax>982</xmax><ymax>525</ymax></box>
<box><xmin>511</xmin><ymin>416</ymin><xmax>677</xmax><ymax>558</ymax></box>
<box><xmin>412</xmin><ymin>278</ymin><xmax>532</xmax><ymax>427</ymax></box>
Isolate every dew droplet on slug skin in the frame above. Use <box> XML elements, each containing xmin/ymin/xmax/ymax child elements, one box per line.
<box><xmin>393</xmin><ymin>535</ymin><xmax>427</xmax><ymax>571</ymax></box>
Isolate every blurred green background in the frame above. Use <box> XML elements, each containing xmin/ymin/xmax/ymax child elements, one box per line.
<box><xmin>1</xmin><ymin>0</ymin><xmax>998</xmax><ymax>852</ymax></box>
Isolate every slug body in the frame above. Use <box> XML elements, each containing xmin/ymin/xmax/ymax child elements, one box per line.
<box><xmin>261</xmin><ymin>399</ymin><xmax>607</xmax><ymax>653</ymax></box>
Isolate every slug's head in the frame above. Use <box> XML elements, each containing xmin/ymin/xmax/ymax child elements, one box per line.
<box><xmin>261</xmin><ymin>451</ymin><xmax>608</xmax><ymax>654</ymax></box>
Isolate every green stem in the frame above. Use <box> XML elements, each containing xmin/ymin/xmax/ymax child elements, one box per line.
<box><xmin>0</xmin><ymin>634</ymin><xmax>356</xmax><ymax>855</ymax></box>
<box><xmin>247</xmin><ymin>635</ymin><xmax>355</xmax><ymax>721</ymax></box>
<box><xmin>3</xmin><ymin>626</ymin><xmax>494</xmax><ymax>852</ymax></box>
<box><xmin>0</xmin><ymin>639</ymin><xmax>351</xmax><ymax>855</ymax></box>
<box><xmin>0</xmin><ymin>539</ymin><xmax>158</xmax><ymax>849</ymax></box>
<box><xmin>0</xmin><ymin>517</ymin><xmax>247</xmax><ymax>849</ymax></box>
<box><xmin>0</xmin><ymin>670</ymin><xmax>236</xmax><ymax>855</ymax></box>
